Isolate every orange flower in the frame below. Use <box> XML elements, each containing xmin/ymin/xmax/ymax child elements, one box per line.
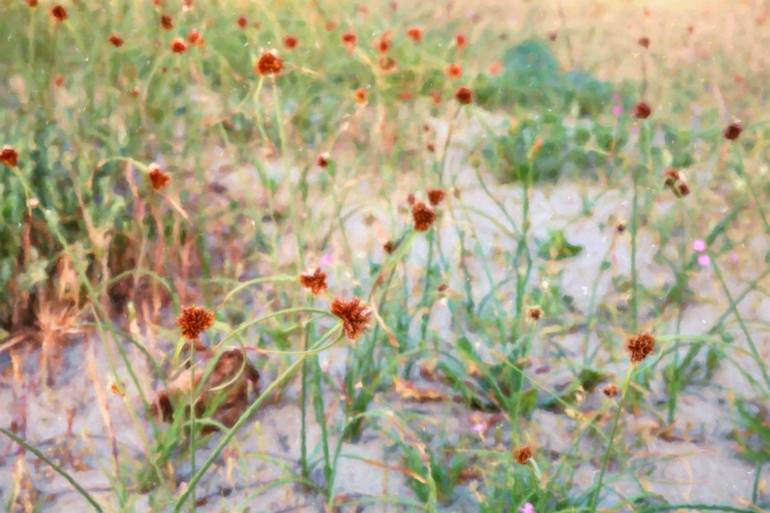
<box><xmin>176</xmin><ymin>306</ymin><xmax>215</xmax><ymax>340</ymax></box>
<box><xmin>407</xmin><ymin>27</ymin><xmax>422</xmax><ymax>42</ymax></box>
<box><xmin>331</xmin><ymin>298</ymin><xmax>372</xmax><ymax>341</ymax></box>
<box><xmin>342</xmin><ymin>32</ymin><xmax>357</xmax><ymax>49</ymax></box>
<box><xmin>1</xmin><ymin>145</ymin><xmax>19</xmax><ymax>167</ymax></box>
<box><xmin>354</xmin><ymin>88</ymin><xmax>367</xmax><ymax>105</ymax></box>
<box><xmin>376</xmin><ymin>32</ymin><xmax>392</xmax><ymax>53</ymax></box>
<box><xmin>427</xmin><ymin>189</ymin><xmax>445</xmax><ymax>206</ymax></box>
<box><xmin>108</xmin><ymin>34</ymin><xmax>124</xmax><ymax>48</ymax></box>
<box><xmin>488</xmin><ymin>61</ymin><xmax>502</xmax><ymax>76</ymax></box>
<box><xmin>187</xmin><ymin>30</ymin><xmax>203</xmax><ymax>46</ymax></box>
<box><xmin>455</xmin><ymin>86</ymin><xmax>473</xmax><ymax>105</ymax></box>
<box><xmin>300</xmin><ymin>268</ymin><xmax>327</xmax><ymax>295</ymax></box>
<box><xmin>412</xmin><ymin>201</ymin><xmax>436</xmax><ymax>231</ymax></box>
<box><xmin>455</xmin><ymin>33</ymin><xmax>467</xmax><ymax>49</ymax></box>
<box><xmin>160</xmin><ymin>14</ymin><xmax>173</xmax><ymax>30</ymax></box>
<box><xmin>283</xmin><ymin>35</ymin><xmax>298</xmax><ymax>49</ymax></box>
<box><xmin>446</xmin><ymin>63</ymin><xmax>462</xmax><ymax>79</ymax></box>
<box><xmin>626</xmin><ymin>332</ymin><xmax>655</xmax><ymax>363</ymax></box>
<box><xmin>147</xmin><ymin>163</ymin><xmax>170</xmax><ymax>190</ymax></box>
<box><xmin>527</xmin><ymin>306</ymin><xmax>543</xmax><ymax>321</ymax></box>
<box><xmin>50</xmin><ymin>4</ymin><xmax>67</xmax><ymax>21</ymax></box>
<box><xmin>513</xmin><ymin>445</ymin><xmax>534</xmax><ymax>465</ymax></box>
<box><xmin>255</xmin><ymin>50</ymin><xmax>283</xmax><ymax>76</ymax></box>
<box><xmin>171</xmin><ymin>37</ymin><xmax>187</xmax><ymax>54</ymax></box>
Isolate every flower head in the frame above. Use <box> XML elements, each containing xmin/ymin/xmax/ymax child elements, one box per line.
<box><xmin>187</xmin><ymin>30</ymin><xmax>203</xmax><ymax>46</ymax></box>
<box><xmin>50</xmin><ymin>4</ymin><xmax>67</xmax><ymax>21</ymax></box>
<box><xmin>283</xmin><ymin>35</ymin><xmax>298</xmax><ymax>49</ymax></box>
<box><xmin>513</xmin><ymin>445</ymin><xmax>534</xmax><ymax>465</ymax></box>
<box><xmin>724</xmin><ymin>122</ymin><xmax>742</xmax><ymax>141</ymax></box>
<box><xmin>317</xmin><ymin>152</ymin><xmax>330</xmax><ymax>168</ymax></box>
<box><xmin>383</xmin><ymin>240</ymin><xmax>396</xmax><ymax>254</ymax></box>
<box><xmin>626</xmin><ymin>332</ymin><xmax>655</xmax><ymax>364</ymax></box>
<box><xmin>300</xmin><ymin>268</ymin><xmax>327</xmax><ymax>295</ymax></box>
<box><xmin>638</xmin><ymin>36</ymin><xmax>650</xmax><ymax>48</ymax></box>
<box><xmin>527</xmin><ymin>306</ymin><xmax>543</xmax><ymax>321</ymax></box>
<box><xmin>354</xmin><ymin>88</ymin><xmax>367</xmax><ymax>105</ymax></box>
<box><xmin>171</xmin><ymin>37</ymin><xmax>188</xmax><ymax>54</ymax></box>
<box><xmin>427</xmin><ymin>189</ymin><xmax>445</xmax><ymax>206</ymax></box>
<box><xmin>342</xmin><ymin>32</ymin><xmax>357</xmax><ymax>49</ymax></box>
<box><xmin>693</xmin><ymin>239</ymin><xmax>706</xmax><ymax>252</ymax></box>
<box><xmin>177</xmin><ymin>306</ymin><xmax>215</xmax><ymax>340</ymax></box>
<box><xmin>407</xmin><ymin>27</ymin><xmax>423</xmax><ymax>42</ymax></box>
<box><xmin>1</xmin><ymin>145</ymin><xmax>19</xmax><ymax>167</ymax></box>
<box><xmin>446</xmin><ymin>63</ymin><xmax>462</xmax><ymax>79</ymax></box>
<box><xmin>237</xmin><ymin>15</ymin><xmax>248</xmax><ymax>29</ymax></box>
<box><xmin>331</xmin><ymin>297</ymin><xmax>372</xmax><ymax>341</ymax></box>
<box><xmin>455</xmin><ymin>33</ymin><xmax>467</xmax><ymax>49</ymax></box>
<box><xmin>518</xmin><ymin>503</ymin><xmax>536</xmax><ymax>513</ymax></box>
<box><xmin>634</xmin><ymin>101</ymin><xmax>652</xmax><ymax>119</ymax></box>
<box><xmin>255</xmin><ymin>50</ymin><xmax>283</xmax><ymax>76</ymax></box>
<box><xmin>412</xmin><ymin>201</ymin><xmax>436</xmax><ymax>231</ymax></box>
<box><xmin>108</xmin><ymin>34</ymin><xmax>124</xmax><ymax>48</ymax></box>
<box><xmin>697</xmin><ymin>254</ymin><xmax>711</xmax><ymax>268</ymax></box>
<box><xmin>602</xmin><ymin>383</ymin><xmax>619</xmax><ymax>397</ymax></box>
<box><xmin>147</xmin><ymin>163</ymin><xmax>170</xmax><ymax>191</ymax></box>
<box><xmin>455</xmin><ymin>86</ymin><xmax>473</xmax><ymax>105</ymax></box>
<box><xmin>160</xmin><ymin>14</ymin><xmax>174</xmax><ymax>30</ymax></box>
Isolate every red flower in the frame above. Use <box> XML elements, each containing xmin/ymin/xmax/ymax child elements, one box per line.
<box><xmin>27</xmin><ymin>0</ymin><xmax>38</xmax><ymax>7</ymax></box>
<box><xmin>455</xmin><ymin>86</ymin><xmax>473</xmax><ymax>105</ymax></box>
<box><xmin>407</xmin><ymin>27</ymin><xmax>422</xmax><ymax>42</ymax></box>
<box><xmin>171</xmin><ymin>37</ymin><xmax>187</xmax><ymax>54</ymax></box>
<box><xmin>1</xmin><ymin>145</ymin><xmax>19</xmax><ymax>167</ymax></box>
<box><xmin>412</xmin><ymin>201</ymin><xmax>436</xmax><ymax>231</ymax></box>
<box><xmin>455</xmin><ymin>33</ymin><xmax>467</xmax><ymax>49</ymax></box>
<box><xmin>379</xmin><ymin>56</ymin><xmax>396</xmax><ymax>71</ymax></box>
<box><xmin>255</xmin><ymin>50</ymin><xmax>283</xmax><ymax>76</ymax></box>
<box><xmin>724</xmin><ymin>122</ymin><xmax>742</xmax><ymax>141</ymax></box>
<box><xmin>626</xmin><ymin>332</ymin><xmax>655</xmax><ymax>363</ymax></box>
<box><xmin>50</xmin><ymin>4</ymin><xmax>67</xmax><ymax>21</ymax></box>
<box><xmin>176</xmin><ymin>306</ymin><xmax>215</xmax><ymax>340</ymax></box>
<box><xmin>634</xmin><ymin>101</ymin><xmax>651</xmax><ymax>119</ymax></box>
<box><xmin>342</xmin><ymin>32</ymin><xmax>357</xmax><ymax>49</ymax></box>
<box><xmin>331</xmin><ymin>298</ymin><xmax>372</xmax><ymax>341</ymax></box>
<box><xmin>317</xmin><ymin>152</ymin><xmax>330</xmax><ymax>168</ymax></box>
<box><xmin>148</xmin><ymin>163</ymin><xmax>170</xmax><ymax>190</ymax></box>
<box><xmin>237</xmin><ymin>15</ymin><xmax>248</xmax><ymax>29</ymax></box>
<box><xmin>354</xmin><ymin>88</ymin><xmax>367</xmax><ymax>105</ymax></box>
<box><xmin>187</xmin><ymin>30</ymin><xmax>203</xmax><ymax>46</ymax></box>
<box><xmin>300</xmin><ymin>268</ymin><xmax>328</xmax><ymax>295</ymax></box>
<box><xmin>160</xmin><ymin>14</ymin><xmax>173</xmax><ymax>30</ymax></box>
<box><xmin>446</xmin><ymin>63</ymin><xmax>462</xmax><ymax>79</ymax></box>
<box><xmin>427</xmin><ymin>189</ymin><xmax>445</xmax><ymax>206</ymax></box>
<box><xmin>638</xmin><ymin>36</ymin><xmax>650</xmax><ymax>48</ymax></box>
<box><xmin>108</xmin><ymin>34</ymin><xmax>124</xmax><ymax>48</ymax></box>
<box><xmin>283</xmin><ymin>35</ymin><xmax>298</xmax><ymax>49</ymax></box>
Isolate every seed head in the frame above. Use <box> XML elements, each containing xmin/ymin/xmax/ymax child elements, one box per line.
<box><xmin>626</xmin><ymin>332</ymin><xmax>655</xmax><ymax>364</ymax></box>
<box><xmin>300</xmin><ymin>268</ymin><xmax>327</xmax><ymax>295</ymax></box>
<box><xmin>50</xmin><ymin>4</ymin><xmax>67</xmax><ymax>21</ymax></box>
<box><xmin>527</xmin><ymin>306</ymin><xmax>543</xmax><ymax>321</ymax></box>
<box><xmin>160</xmin><ymin>14</ymin><xmax>173</xmax><ymax>30</ymax></box>
<box><xmin>602</xmin><ymin>383</ymin><xmax>619</xmax><ymax>397</ymax></box>
<box><xmin>147</xmin><ymin>163</ymin><xmax>170</xmax><ymax>191</ymax></box>
<box><xmin>427</xmin><ymin>189</ymin><xmax>445</xmax><ymax>206</ymax></box>
<box><xmin>177</xmin><ymin>306</ymin><xmax>215</xmax><ymax>340</ymax></box>
<box><xmin>513</xmin><ymin>445</ymin><xmax>534</xmax><ymax>465</ymax></box>
<box><xmin>1</xmin><ymin>145</ymin><xmax>19</xmax><ymax>167</ymax></box>
<box><xmin>455</xmin><ymin>86</ymin><xmax>473</xmax><ymax>105</ymax></box>
<box><xmin>108</xmin><ymin>34</ymin><xmax>124</xmax><ymax>47</ymax></box>
<box><xmin>383</xmin><ymin>240</ymin><xmax>396</xmax><ymax>254</ymax></box>
<box><xmin>634</xmin><ymin>101</ymin><xmax>651</xmax><ymax>119</ymax></box>
<box><xmin>331</xmin><ymin>297</ymin><xmax>372</xmax><ymax>341</ymax></box>
<box><xmin>255</xmin><ymin>50</ymin><xmax>283</xmax><ymax>76</ymax></box>
<box><xmin>171</xmin><ymin>37</ymin><xmax>187</xmax><ymax>54</ymax></box>
<box><xmin>412</xmin><ymin>201</ymin><xmax>436</xmax><ymax>232</ymax></box>
<box><xmin>723</xmin><ymin>122</ymin><xmax>742</xmax><ymax>141</ymax></box>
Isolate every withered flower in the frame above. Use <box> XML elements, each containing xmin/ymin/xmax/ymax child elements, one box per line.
<box><xmin>513</xmin><ymin>445</ymin><xmax>534</xmax><ymax>465</ymax></box>
<box><xmin>1</xmin><ymin>145</ymin><xmax>19</xmax><ymax>167</ymax></box>
<box><xmin>383</xmin><ymin>240</ymin><xmax>397</xmax><ymax>254</ymax></box>
<box><xmin>50</xmin><ymin>4</ymin><xmax>67</xmax><ymax>21</ymax></box>
<box><xmin>602</xmin><ymin>383</ymin><xmax>619</xmax><ymax>397</ymax></box>
<box><xmin>160</xmin><ymin>14</ymin><xmax>174</xmax><ymax>30</ymax></box>
<box><xmin>177</xmin><ymin>305</ymin><xmax>215</xmax><ymax>340</ymax></box>
<box><xmin>723</xmin><ymin>122</ymin><xmax>742</xmax><ymax>141</ymax></box>
<box><xmin>331</xmin><ymin>297</ymin><xmax>372</xmax><ymax>341</ymax></box>
<box><xmin>342</xmin><ymin>32</ymin><xmax>357</xmax><ymax>49</ymax></box>
<box><xmin>147</xmin><ymin>163</ymin><xmax>170</xmax><ymax>191</ymax></box>
<box><xmin>108</xmin><ymin>34</ymin><xmax>124</xmax><ymax>47</ymax></box>
<box><xmin>455</xmin><ymin>86</ymin><xmax>473</xmax><ymax>105</ymax></box>
<box><xmin>412</xmin><ymin>201</ymin><xmax>436</xmax><ymax>231</ymax></box>
<box><xmin>255</xmin><ymin>50</ymin><xmax>283</xmax><ymax>76</ymax></box>
<box><xmin>455</xmin><ymin>33</ymin><xmax>467</xmax><ymax>49</ymax></box>
<box><xmin>634</xmin><ymin>101</ymin><xmax>652</xmax><ymax>119</ymax></box>
<box><xmin>527</xmin><ymin>306</ymin><xmax>543</xmax><ymax>321</ymax></box>
<box><xmin>427</xmin><ymin>189</ymin><xmax>445</xmax><ymax>206</ymax></box>
<box><xmin>300</xmin><ymin>268</ymin><xmax>327</xmax><ymax>295</ymax></box>
<box><xmin>317</xmin><ymin>153</ymin><xmax>330</xmax><ymax>168</ymax></box>
<box><xmin>626</xmin><ymin>332</ymin><xmax>655</xmax><ymax>364</ymax></box>
<box><xmin>638</xmin><ymin>36</ymin><xmax>650</xmax><ymax>48</ymax></box>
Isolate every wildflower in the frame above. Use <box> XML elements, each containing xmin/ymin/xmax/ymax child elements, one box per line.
<box><xmin>602</xmin><ymin>383</ymin><xmax>619</xmax><ymax>397</ymax></box>
<box><xmin>53</xmin><ymin>75</ymin><xmax>65</xmax><ymax>87</ymax></box>
<box><xmin>519</xmin><ymin>503</ymin><xmax>536</xmax><ymax>513</ymax></box>
<box><xmin>283</xmin><ymin>35</ymin><xmax>298</xmax><ymax>49</ymax></box>
<box><xmin>412</xmin><ymin>202</ymin><xmax>436</xmax><ymax>231</ymax></box>
<box><xmin>527</xmin><ymin>306</ymin><xmax>543</xmax><ymax>321</ymax></box>
<box><xmin>455</xmin><ymin>86</ymin><xmax>473</xmax><ymax>105</ymax></box>
<box><xmin>147</xmin><ymin>163</ymin><xmax>170</xmax><ymax>190</ymax></box>
<box><xmin>427</xmin><ymin>189</ymin><xmax>445</xmax><ymax>206</ymax></box>
<box><xmin>697</xmin><ymin>254</ymin><xmax>711</xmax><ymax>268</ymax></box>
<box><xmin>341</xmin><ymin>32</ymin><xmax>357</xmax><ymax>49</ymax></box>
<box><xmin>331</xmin><ymin>297</ymin><xmax>372</xmax><ymax>341</ymax></box>
<box><xmin>177</xmin><ymin>306</ymin><xmax>215</xmax><ymax>340</ymax></box>
<box><xmin>634</xmin><ymin>101</ymin><xmax>652</xmax><ymax>119</ymax></box>
<box><xmin>399</xmin><ymin>90</ymin><xmax>413</xmax><ymax>101</ymax></box>
<box><xmin>407</xmin><ymin>27</ymin><xmax>422</xmax><ymax>42</ymax></box>
<box><xmin>27</xmin><ymin>0</ymin><xmax>38</xmax><ymax>6</ymax></box>
<box><xmin>108</xmin><ymin>34</ymin><xmax>124</xmax><ymax>48</ymax></box>
<box><xmin>160</xmin><ymin>14</ymin><xmax>173</xmax><ymax>30</ymax></box>
<box><xmin>724</xmin><ymin>122</ymin><xmax>742</xmax><ymax>141</ymax></box>
<box><xmin>663</xmin><ymin>169</ymin><xmax>690</xmax><ymax>198</ymax></box>
<box><xmin>237</xmin><ymin>15</ymin><xmax>248</xmax><ymax>29</ymax></box>
<box><xmin>325</xmin><ymin>20</ymin><xmax>336</xmax><ymax>31</ymax></box>
<box><xmin>638</xmin><ymin>36</ymin><xmax>650</xmax><ymax>48</ymax></box>
<box><xmin>317</xmin><ymin>153</ymin><xmax>330</xmax><ymax>168</ymax></box>
<box><xmin>513</xmin><ymin>445</ymin><xmax>534</xmax><ymax>465</ymax></box>
<box><xmin>455</xmin><ymin>33</ymin><xmax>467</xmax><ymax>49</ymax></box>
<box><xmin>50</xmin><ymin>4</ymin><xmax>67</xmax><ymax>21</ymax></box>
<box><xmin>171</xmin><ymin>37</ymin><xmax>187</xmax><ymax>54</ymax></box>
<box><xmin>383</xmin><ymin>241</ymin><xmax>396</xmax><ymax>254</ymax></box>
<box><xmin>626</xmin><ymin>332</ymin><xmax>655</xmax><ymax>364</ymax></box>
<box><xmin>1</xmin><ymin>145</ymin><xmax>19</xmax><ymax>167</ymax></box>
<box><xmin>488</xmin><ymin>61</ymin><xmax>502</xmax><ymax>76</ymax></box>
<box><xmin>446</xmin><ymin>63</ymin><xmax>462</xmax><ymax>79</ymax></box>
<box><xmin>616</xmin><ymin>222</ymin><xmax>626</xmax><ymax>233</ymax></box>
<box><xmin>354</xmin><ymin>88</ymin><xmax>367</xmax><ymax>105</ymax></box>
<box><xmin>255</xmin><ymin>50</ymin><xmax>283</xmax><ymax>76</ymax></box>
<box><xmin>376</xmin><ymin>33</ymin><xmax>391</xmax><ymax>53</ymax></box>
<box><xmin>431</xmin><ymin>90</ymin><xmax>442</xmax><ymax>105</ymax></box>
<box><xmin>300</xmin><ymin>268</ymin><xmax>327</xmax><ymax>295</ymax></box>
<box><xmin>379</xmin><ymin>56</ymin><xmax>397</xmax><ymax>71</ymax></box>
<box><xmin>693</xmin><ymin>239</ymin><xmax>706</xmax><ymax>252</ymax></box>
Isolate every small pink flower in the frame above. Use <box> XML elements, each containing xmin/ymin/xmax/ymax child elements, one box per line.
<box><xmin>697</xmin><ymin>254</ymin><xmax>711</xmax><ymax>267</ymax></box>
<box><xmin>693</xmin><ymin>239</ymin><xmax>706</xmax><ymax>252</ymax></box>
<box><xmin>472</xmin><ymin>422</ymin><xmax>486</xmax><ymax>435</ymax></box>
<box><xmin>518</xmin><ymin>503</ymin><xmax>536</xmax><ymax>513</ymax></box>
<box><xmin>729</xmin><ymin>251</ymin><xmax>739</xmax><ymax>263</ymax></box>
<box><xmin>319</xmin><ymin>252</ymin><xmax>333</xmax><ymax>268</ymax></box>
<box><xmin>612</xmin><ymin>104</ymin><xmax>623</xmax><ymax>117</ymax></box>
